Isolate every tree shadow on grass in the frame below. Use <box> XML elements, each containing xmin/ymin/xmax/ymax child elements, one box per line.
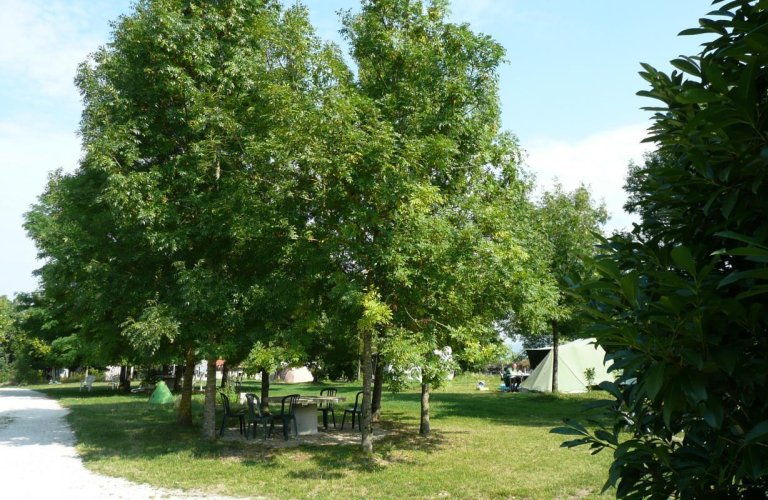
<box><xmin>384</xmin><ymin>391</ymin><xmax>604</xmax><ymax>429</ymax></box>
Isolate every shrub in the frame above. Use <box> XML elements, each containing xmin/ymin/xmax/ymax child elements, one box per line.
<box><xmin>554</xmin><ymin>3</ymin><xmax>768</xmax><ymax>498</ymax></box>
<box><xmin>583</xmin><ymin>368</ymin><xmax>595</xmax><ymax>391</ymax></box>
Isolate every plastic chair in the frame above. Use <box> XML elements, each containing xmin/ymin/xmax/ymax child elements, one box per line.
<box><xmin>80</xmin><ymin>375</ymin><xmax>96</xmax><ymax>392</ymax></box>
<box><xmin>341</xmin><ymin>391</ymin><xmax>363</xmax><ymax>431</ymax></box>
<box><xmin>219</xmin><ymin>392</ymin><xmax>245</xmax><ymax>437</ymax></box>
<box><xmin>317</xmin><ymin>388</ymin><xmax>338</xmax><ymax>429</ymax></box>
<box><xmin>245</xmin><ymin>393</ymin><xmax>273</xmax><ymax>440</ymax></box>
<box><xmin>269</xmin><ymin>394</ymin><xmax>300</xmax><ymax>440</ymax></box>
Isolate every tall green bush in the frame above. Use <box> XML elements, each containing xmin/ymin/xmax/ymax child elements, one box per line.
<box><xmin>554</xmin><ymin>2</ymin><xmax>768</xmax><ymax>498</ymax></box>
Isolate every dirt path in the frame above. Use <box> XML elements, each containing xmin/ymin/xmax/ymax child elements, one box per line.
<box><xmin>0</xmin><ymin>388</ymin><xmax>244</xmax><ymax>500</ymax></box>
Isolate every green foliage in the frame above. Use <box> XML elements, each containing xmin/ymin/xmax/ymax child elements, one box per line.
<box><xmin>583</xmin><ymin>368</ymin><xmax>595</xmax><ymax>391</ymax></box>
<box><xmin>529</xmin><ymin>183</ymin><xmax>606</xmax><ymax>340</ymax></box>
<box><xmin>556</xmin><ymin>2</ymin><xmax>768</xmax><ymax>497</ymax></box>
<box><xmin>335</xmin><ymin>0</ymin><xmax>559</xmax><ymax>395</ymax></box>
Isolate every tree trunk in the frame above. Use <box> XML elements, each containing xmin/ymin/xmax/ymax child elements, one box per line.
<box><xmin>119</xmin><ymin>365</ymin><xmax>132</xmax><ymax>394</ymax></box>
<box><xmin>220</xmin><ymin>362</ymin><xmax>227</xmax><ymax>389</ymax></box>
<box><xmin>372</xmin><ymin>361</ymin><xmax>384</xmax><ymax>423</ymax></box>
<box><xmin>552</xmin><ymin>325</ymin><xmax>559</xmax><ymax>393</ymax></box>
<box><xmin>420</xmin><ymin>380</ymin><xmax>430</xmax><ymax>437</ymax></box>
<box><xmin>360</xmin><ymin>328</ymin><xmax>374</xmax><ymax>455</ymax></box>
<box><xmin>176</xmin><ymin>349</ymin><xmax>195</xmax><ymax>426</ymax></box>
<box><xmin>260</xmin><ymin>369</ymin><xmax>270</xmax><ymax>413</ymax></box>
<box><xmin>202</xmin><ymin>358</ymin><xmax>218</xmax><ymax>441</ymax></box>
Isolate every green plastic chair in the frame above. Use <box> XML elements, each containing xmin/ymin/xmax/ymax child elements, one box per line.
<box><xmin>245</xmin><ymin>393</ymin><xmax>273</xmax><ymax>440</ymax></box>
<box><xmin>219</xmin><ymin>392</ymin><xmax>245</xmax><ymax>437</ymax></box>
<box><xmin>318</xmin><ymin>388</ymin><xmax>338</xmax><ymax>429</ymax></box>
<box><xmin>269</xmin><ymin>394</ymin><xmax>300</xmax><ymax>440</ymax></box>
<box><xmin>341</xmin><ymin>391</ymin><xmax>363</xmax><ymax>431</ymax></box>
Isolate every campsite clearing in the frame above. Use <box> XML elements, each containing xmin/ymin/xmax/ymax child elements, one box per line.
<box><xmin>27</xmin><ymin>376</ymin><xmax>614</xmax><ymax>499</ymax></box>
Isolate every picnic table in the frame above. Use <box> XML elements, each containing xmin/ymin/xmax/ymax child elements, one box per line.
<box><xmin>264</xmin><ymin>395</ymin><xmax>346</xmax><ymax>436</ymax></box>
<box><xmin>503</xmin><ymin>372</ymin><xmax>530</xmax><ymax>391</ymax></box>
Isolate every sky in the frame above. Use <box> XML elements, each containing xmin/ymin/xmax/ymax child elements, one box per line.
<box><xmin>0</xmin><ymin>0</ymin><xmax>713</xmax><ymax>298</ymax></box>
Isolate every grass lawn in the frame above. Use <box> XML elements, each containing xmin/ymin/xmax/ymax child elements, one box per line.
<box><xmin>30</xmin><ymin>376</ymin><xmax>614</xmax><ymax>499</ymax></box>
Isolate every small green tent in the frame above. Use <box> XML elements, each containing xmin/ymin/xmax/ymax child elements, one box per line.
<box><xmin>148</xmin><ymin>381</ymin><xmax>175</xmax><ymax>404</ymax></box>
<box><xmin>520</xmin><ymin>338</ymin><xmax>613</xmax><ymax>393</ymax></box>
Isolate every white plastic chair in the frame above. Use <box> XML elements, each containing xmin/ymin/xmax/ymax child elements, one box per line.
<box><xmin>80</xmin><ymin>375</ymin><xmax>96</xmax><ymax>392</ymax></box>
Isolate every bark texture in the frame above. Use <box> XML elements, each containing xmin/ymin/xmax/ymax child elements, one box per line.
<box><xmin>119</xmin><ymin>365</ymin><xmax>131</xmax><ymax>394</ymax></box>
<box><xmin>372</xmin><ymin>361</ymin><xmax>384</xmax><ymax>422</ymax></box>
<box><xmin>202</xmin><ymin>358</ymin><xmax>218</xmax><ymax>440</ymax></box>
<box><xmin>260</xmin><ymin>369</ymin><xmax>270</xmax><ymax>413</ymax></box>
<box><xmin>176</xmin><ymin>349</ymin><xmax>195</xmax><ymax>426</ymax></box>
<box><xmin>360</xmin><ymin>329</ymin><xmax>374</xmax><ymax>454</ymax></box>
<box><xmin>420</xmin><ymin>381</ymin><xmax>430</xmax><ymax>437</ymax></box>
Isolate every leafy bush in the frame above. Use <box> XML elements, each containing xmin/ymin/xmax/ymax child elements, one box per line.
<box><xmin>583</xmin><ymin>368</ymin><xmax>595</xmax><ymax>391</ymax></box>
<box><xmin>554</xmin><ymin>2</ymin><xmax>768</xmax><ymax>498</ymax></box>
<box><xmin>10</xmin><ymin>356</ymin><xmax>44</xmax><ymax>385</ymax></box>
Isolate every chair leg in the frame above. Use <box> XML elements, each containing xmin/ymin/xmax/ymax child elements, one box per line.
<box><xmin>293</xmin><ymin>418</ymin><xmax>298</xmax><ymax>438</ymax></box>
<box><xmin>269</xmin><ymin>421</ymin><xmax>275</xmax><ymax>438</ymax></box>
<box><xmin>263</xmin><ymin>421</ymin><xmax>269</xmax><ymax>440</ymax></box>
<box><xmin>351</xmin><ymin>411</ymin><xmax>356</xmax><ymax>429</ymax></box>
<box><xmin>341</xmin><ymin>411</ymin><xmax>347</xmax><ymax>430</ymax></box>
<box><xmin>220</xmin><ymin>415</ymin><xmax>227</xmax><ymax>437</ymax></box>
<box><xmin>331</xmin><ymin>410</ymin><xmax>336</xmax><ymax>429</ymax></box>
<box><xmin>322</xmin><ymin>410</ymin><xmax>328</xmax><ymax>429</ymax></box>
<box><xmin>246</xmin><ymin>422</ymin><xmax>251</xmax><ymax>440</ymax></box>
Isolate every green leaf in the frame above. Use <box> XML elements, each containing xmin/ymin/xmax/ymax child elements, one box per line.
<box><xmin>715</xmin><ymin>247</ymin><xmax>768</xmax><ymax>258</ymax></box>
<box><xmin>671</xmin><ymin>246</ymin><xmax>696</xmax><ymax>277</ymax></box>
<box><xmin>560</xmin><ymin>438</ymin><xmax>592</xmax><ymax>448</ymax></box>
<box><xmin>581</xmin><ymin>399</ymin><xmax>617</xmax><ymax>411</ymax></box>
<box><xmin>703</xmin><ymin>397</ymin><xmax>724</xmax><ymax>429</ymax></box>
<box><xmin>744</xmin><ymin>421</ymin><xmax>768</xmax><ymax>443</ymax></box>
<box><xmin>718</xmin><ymin>268</ymin><xmax>768</xmax><ymax>288</ymax></box>
<box><xmin>678</xmin><ymin>88</ymin><xmax>723</xmax><ymax>103</ymax></box>
<box><xmin>645</xmin><ymin>363</ymin><xmax>665</xmax><ymax>400</ymax></box>
<box><xmin>681</xmin><ymin>371</ymin><xmax>707</xmax><ymax>405</ymax></box>
<box><xmin>721</xmin><ymin>190</ymin><xmax>739</xmax><ymax>219</ymax></box>
<box><xmin>678</xmin><ymin>27</ymin><xmax>709</xmax><ymax>36</ymax></box>
<box><xmin>671</xmin><ymin>58</ymin><xmax>701</xmax><ymax>77</ymax></box>
<box><xmin>715</xmin><ymin>231</ymin><xmax>768</xmax><ymax>249</ymax></box>
<box><xmin>620</xmin><ymin>271</ymin><xmax>639</xmax><ymax>305</ymax></box>
<box><xmin>550</xmin><ymin>427</ymin><xmax>586</xmax><ymax>437</ymax></box>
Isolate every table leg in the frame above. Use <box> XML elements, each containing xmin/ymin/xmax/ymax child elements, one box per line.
<box><xmin>293</xmin><ymin>403</ymin><xmax>319</xmax><ymax>435</ymax></box>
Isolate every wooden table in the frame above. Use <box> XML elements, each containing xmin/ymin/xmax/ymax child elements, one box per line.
<box><xmin>264</xmin><ymin>396</ymin><xmax>346</xmax><ymax>436</ymax></box>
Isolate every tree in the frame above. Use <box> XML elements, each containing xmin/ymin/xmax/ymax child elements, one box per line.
<box><xmin>556</xmin><ymin>2</ymin><xmax>768</xmax><ymax>497</ymax></box>
<box><xmin>26</xmin><ymin>0</ymin><xmax>350</xmax><ymax>437</ymax></box>
<box><xmin>535</xmin><ymin>183</ymin><xmax>606</xmax><ymax>391</ymax></box>
<box><xmin>335</xmin><ymin>0</ymin><xmax>558</xmax><ymax>446</ymax></box>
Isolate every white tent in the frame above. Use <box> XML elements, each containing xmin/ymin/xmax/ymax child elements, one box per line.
<box><xmin>520</xmin><ymin>338</ymin><xmax>613</xmax><ymax>393</ymax></box>
<box><xmin>272</xmin><ymin>366</ymin><xmax>314</xmax><ymax>384</ymax></box>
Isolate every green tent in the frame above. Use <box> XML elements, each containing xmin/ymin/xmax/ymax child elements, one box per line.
<box><xmin>148</xmin><ymin>381</ymin><xmax>175</xmax><ymax>404</ymax></box>
<box><xmin>520</xmin><ymin>338</ymin><xmax>613</xmax><ymax>393</ymax></box>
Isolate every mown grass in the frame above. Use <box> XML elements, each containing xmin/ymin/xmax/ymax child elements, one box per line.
<box><xmin>31</xmin><ymin>376</ymin><xmax>614</xmax><ymax>499</ymax></box>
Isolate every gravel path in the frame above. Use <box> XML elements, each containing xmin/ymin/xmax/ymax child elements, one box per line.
<box><xmin>0</xmin><ymin>388</ymin><xmax>244</xmax><ymax>500</ymax></box>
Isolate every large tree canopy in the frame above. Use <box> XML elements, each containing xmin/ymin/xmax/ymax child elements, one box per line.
<box><xmin>334</xmin><ymin>0</ymin><xmax>558</xmax><ymax>446</ymax></box>
<box><xmin>26</xmin><ymin>0</ymin><xmax>354</xmax><ymax>435</ymax></box>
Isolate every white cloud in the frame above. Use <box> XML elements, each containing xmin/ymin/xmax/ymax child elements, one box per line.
<box><xmin>524</xmin><ymin>123</ymin><xmax>651</xmax><ymax>233</ymax></box>
<box><xmin>448</xmin><ymin>0</ymin><xmax>517</xmax><ymax>27</ymax></box>
<box><xmin>0</xmin><ymin>0</ymin><xmax>107</xmax><ymax>99</ymax></box>
<box><xmin>0</xmin><ymin>122</ymin><xmax>82</xmax><ymax>297</ymax></box>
